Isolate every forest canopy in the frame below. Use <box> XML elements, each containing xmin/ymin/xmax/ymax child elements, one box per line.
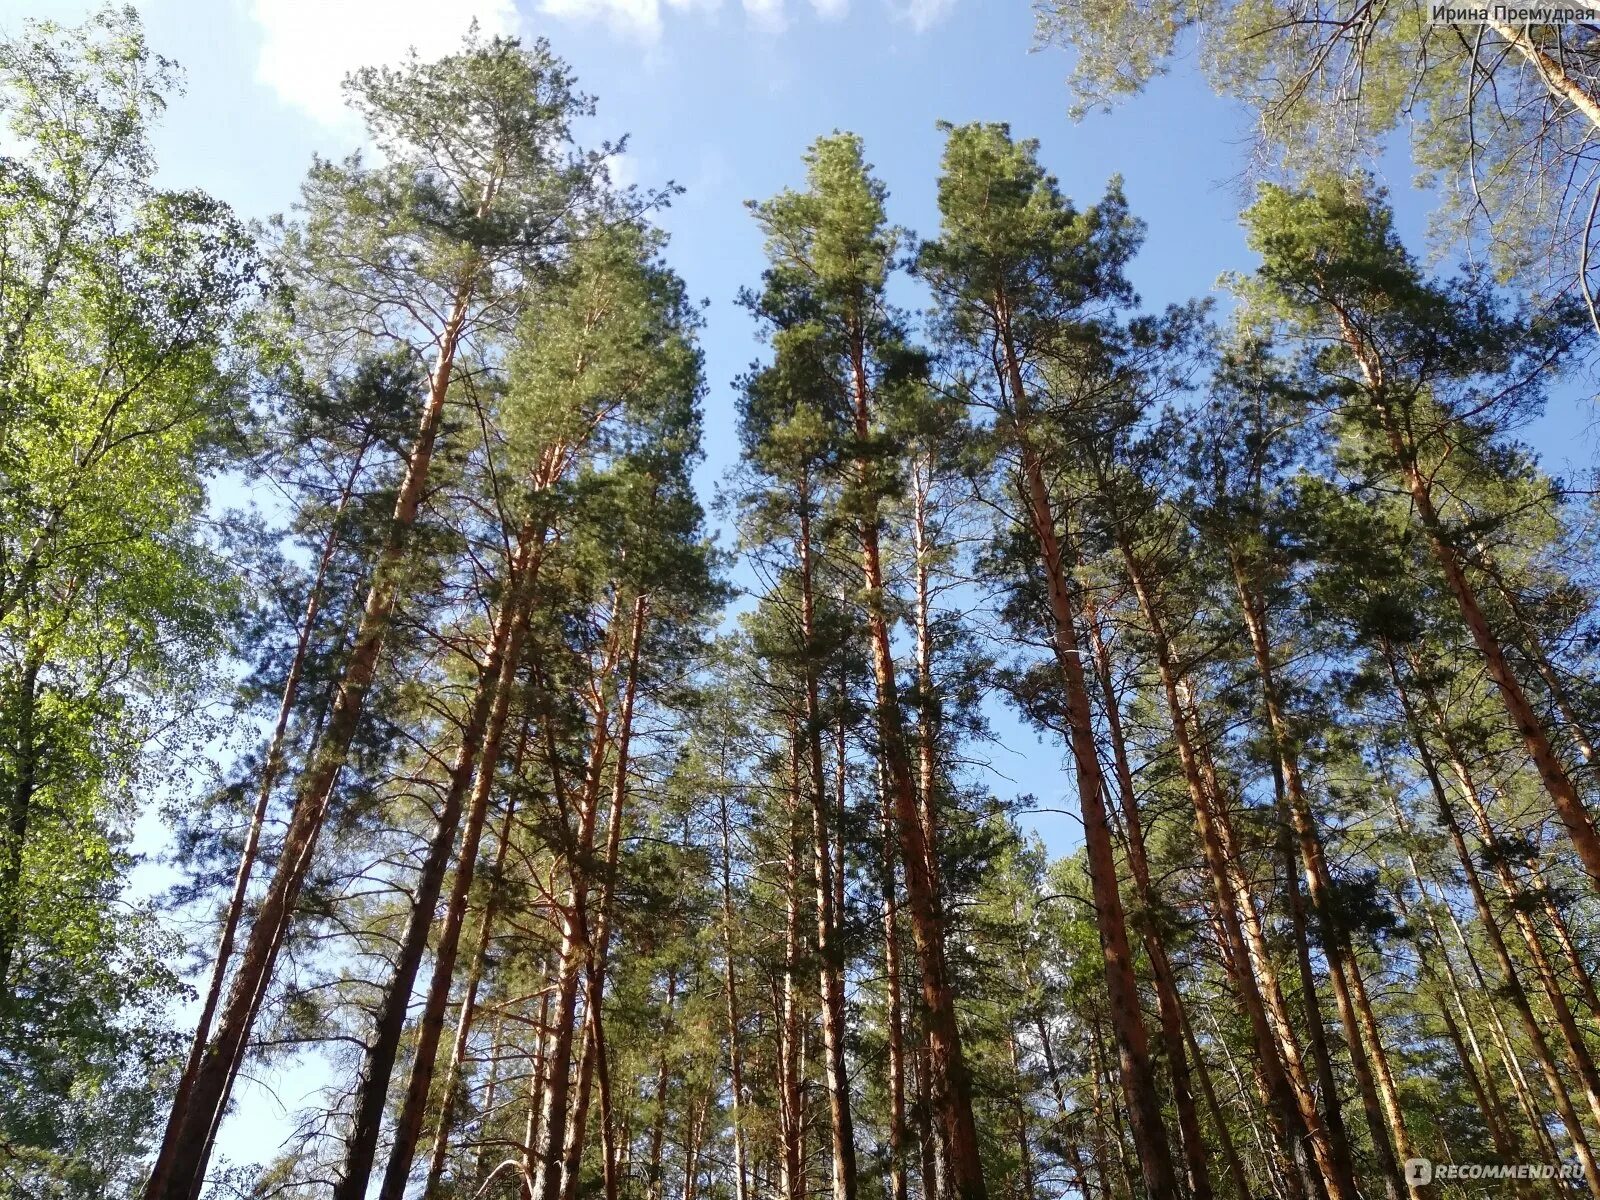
<box><xmin>3</xmin><ymin>7</ymin><xmax>1600</xmax><ymax>1200</ymax></box>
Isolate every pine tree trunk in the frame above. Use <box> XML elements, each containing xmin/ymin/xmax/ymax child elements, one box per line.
<box><xmin>1230</xmin><ymin>553</ymin><xmax>1412</xmax><ymax>1197</ymax></box>
<box><xmin>1385</xmin><ymin>799</ymin><xmax>1538</xmax><ymax>1171</ymax></box>
<box><xmin>797</xmin><ymin>497</ymin><xmax>858</xmax><ymax>1200</ymax></box>
<box><xmin>1002</xmin><ymin>1035</ymin><xmax>1034</xmax><ymax>1200</ymax></box>
<box><xmin>780</xmin><ymin>737</ymin><xmax>806</xmax><ymax>1200</ymax></box>
<box><xmin>148</xmin><ymin>279</ymin><xmax>478</xmax><ymax>1200</ymax></box>
<box><xmin>1177</xmin><ymin>993</ymin><xmax>1255</xmax><ymax>1200</ymax></box>
<box><xmin>1119</xmin><ymin>535</ymin><xmax>1346</xmax><ymax>1200</ymax></box>
<box><xmin>374</xmin><ymin>512</ymin><xmax>547</xmax><ymax>1200</ymax></box>
<box><xmin>1209</xmin><ymin>1004</ymin><xmax>1300</xmax><ymax>1200</ymax></box>
<box><xmin>997</xmin><ymin>330</ymin><xmax>1177</xmax><ymax>1200</ymax></box>
<box><xmin>148</xmin><ymin>442</ymin><xmax>367</xmax><ymax>1200</ymax></box>
<box><xmin>529</xmin><ymin>696</ymin><xmax>616</xmax><ymax>1200</ymax></box>
<box><xmin>1338</xmin><ymin>326</ymin><xmax>1600</xmax><ymax>886</ymax></box>
<box><xmin>1433</xmin><ymin>720</ymin><xmax>1600</xmax><ymax>1142</ymax></box>
<box><xmin>881</xmin><ymin>770</ymin><xmax>909</xmax><ymax>1200</ymax></box>
<box><xmin>915</xmin><ymin>1023</ymin><xmax>941</xmax><ymax>1200</ymax></box>
<box><xmin>846</xmin><ymin>343</ymin><xmax>984</xmax><ymax>1200</ymax></box>
<box><xmin>647</xmin><ymin>981</ymin><xmax>673</xmax><ymax>1200</ymax></box>
<box><xmin>422</xmin><ymin>782</ymin><xmax>522</xmax><ymax>1199</ymax></box>
<box><xmin>719</xmin><ymin>786</ymin><xmax>751</xmax><ymax>1200</ymax></box>
<box><xmin>1382</xmin><ymin>640</ymin><xmax>1600</xmax><ymax>1197</ymax></box>
<box><xmin>1079</xmin><ymin>575</ymin><xmax>1213</xmax><ymax>1200</ymax></box>
<box><xmin>559</xmin><ymin>596</ymin><xmax>648</xmax><ymax>1200</ymax></box>
<box><xmin>337</xmin><ymin>516</ymin><xmax>549</xmax><ymax>1200</ymax></box>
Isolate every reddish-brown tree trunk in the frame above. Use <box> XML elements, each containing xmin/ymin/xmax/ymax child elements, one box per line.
<box><xmin>337</xmin><ymin>515</ymin><xmax>550</xmax><ymax>1200</ymax></box>
<box><xmin>1229</xmin><ymin>553</ymin><xmax>1411</xmax><ymax>1197</ymax></box>
<box><xmin>149</xmin><ymin>279</ymin><xmax>478</xmax><ymax>1200</ymax></box>
<box><xmin>1382</xmin><ymin>641</ymin><xmax>1600</xmax><ymax>1198</ymax></box>
<box><xmin>374</xmin><ymin>516</ymin><xmax>548</xmax><ymax>1200</ymax></box>
<box><xmin>994</xmin><ymin>315</ymin><xmax>1177</xmax><ymax>1199</ymax></box>
<box><xmin>1079</xmin><ymin>581</ymin><xmax>1212</xmax><ymax>1200</ymax></box>
<box><xmin>148</xmin><ymin>439</ymin><xmax>369</xmax><ymax>1200</ymax></box>
<box><xmin>881</xmin><ymin>770</ymin><xmax>909</xmax><ymax>1200</ymax></box>
<box><xmin>796</xmin><ymin>498</ymin><xmax>858</xmax><ymax>1200</ymax></box>
<box><xmin>1336</xmin><ymin>320</ymin><xmax>1600</xmax><ymax>886</ymax></box>
<box><xmin>1118</xmin><ymin>534</ymin><xmax>1346</xmax><ymax>1200</ymax></box>
<box><xmin>557</xmin><ymin>596</ymin><xmax>648</xmax><ymax>1200</ymax></box>
<box><xmin>846</xmin><ymin>342</ymin><xmax>984</xmax><ymax>1200</ymax></box>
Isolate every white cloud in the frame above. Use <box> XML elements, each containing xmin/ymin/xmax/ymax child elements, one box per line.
<box><xmin>536</xmin><ymin>0</ymin><xmax>717</xmax><ymax>41</ymax></box>
<box><xmin>250</xmin><ymin>0</ymin><xmax>518</xmax><ymax>128</ymax></box>
<box><xmin>891</xmin><ymin>0</ymin><xmax>956</xmax><ymax>31</ymax></box>
<box><xmin>742</xmin><ymin>0</ymin><xmax>788</xmax><ymax>32</ymax></box>
<box><xmin>536</xmin><ymin>0</ymin><xmax>844</xmax><ymax>39</ymax></box>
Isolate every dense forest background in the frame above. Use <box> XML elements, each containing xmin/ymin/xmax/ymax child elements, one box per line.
<box><xmin>7</xmin><ymin>5</ymin><xmax>1600</xmax><ymax>1200</ymax></box>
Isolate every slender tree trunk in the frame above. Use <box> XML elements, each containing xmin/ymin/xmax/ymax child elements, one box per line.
<box><xmin>882</xmin><ymin>770</ymin><xmax>909</xmax><ymax>1200</ymax></box>
<box><xmin>1486</xmin><ymin>20</ymin><xmax>1600</xmax><ymax>129</ymax></box>
<box><xmin>559</xmin><ymin>596</ymin><xmax>648</xmax><ymax>1200</ymax></box>
<box><xmin>996</xmin><ymin>329</ymin><xmax>1177</xmax><ymax>1199</ymax></box>
<box><xmin>149</xmin><ymin>276</ymin><xmax>481</xmax><ymax>1200</ymax></box>
<box><xmin>0</xmin><ymin>656</ymin><xmax>39</xmax><ymax>996</ymax></box>
<box><xmin>337</xmin><ymin>515</ymin><xmax>550</xmax><ymax>1200</ymax></box>
<box><xmin>1080</xmin><ymin>574</ymin><xmax>1213</xmax><ymax>1200</ymax></box>
<box><xmin>529</xmin><ymin>695</ymin><xmax>616</xmax><ymax>1200</ymax></box>
<box><xmin>1337</xmin><ymin>324</ymin><xmax>1600</xmax><ymax>886</ymax></box>
<box><xmin>780</xmin><ymin>735</ymin><xmax>806</xmax><ymax>1200</ymax></box>
<box><xmin>1209</xmin><ymin>1005</ymin><xmax>1298</xmax><ymax>1200</ymax></box>
<box><xmin>420</xmin><ymin>784</ymin><xmax>519</xmax><ymax>1200</ymax></box>
<box><xmin>374</xmin><ymin>510</ymin><xmax>547</xmax><ymax>1200</ymax></box>
<box><xmin>1528</xmin><ymin>850</ymin><xmax>1600</xmax><ymax>1017</ymax></box>
<box><xmin>524</xmin><ymin>978</ymin><xmax>555</xmax><ymax>1200</ymax></box>
<box><xmin>1230</xmin><ymin>553</ymin><xmax>1412</xmax><ymax>1197</ymax></box>
<box><xmin>916</xmin><ymin>1022</ymin><xmax>940</xmax><ymax>1200</ymax></box>
<box><xmin>1430</xmin><ymin>715</ymin><xmax>1600</xmax><ymax>1142</ymax></box>
<box><xmin>647</xmin><ymin>980</ymin><xmax>673</xmax><ymax>1200</ymax></box>
<box><xmin>1381</xmin><ymin>639</ymin><xmax>1600</xmax><ymax>1198</ymax></box>
<box><xmin>1178</xmin><ymin>993</ymin><xmax>1255</xmax><ymax>1200</ymax></box>
<box><xmin>719</xmin><ymin>785</ymin><xmax>751</xmax><ymax>1200</ymax></box>
<box><xmin>1385</xmin><ymin>800</ymin><xmax>1536</xmax><ymax>1171</ymax></box>
<box><xmin>147</xmin><ymin>443</ymin><xmax>369</xmax><ymax>1200</ymax></box>
<box><xmin>846</xmin><ymin>341</ymin><xmax>984</xmax><ymax>1200</ymax></box>
<box><xmin>796</xmin><ymin>496</ymin><xmax>858</xmax><ymax>1200</ymax></box>
<box><xmin>1008</xmin><ymin>1036</ymin><xmax>1036</xmax><ymax>1200</ymax></box>
<box><xmin>1117</xmin><ymin>530</ymin><xmax>1344</xmax><ymax>1200</ymax></box>
<box><xmin>1474</xmin><ymin>548</ymin><xmax>1599</xmax><ymax>766</ymax></box>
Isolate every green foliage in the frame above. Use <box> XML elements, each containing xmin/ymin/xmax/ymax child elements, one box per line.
<box><xmin>0</xmin><ymin>8</ymin><xmax>263</xmax><ymax>1194</ymax></box>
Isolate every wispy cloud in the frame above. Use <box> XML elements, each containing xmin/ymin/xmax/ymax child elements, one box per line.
<box><xmin>249</xmin><ymin>0</ymin><xmax>519</xmax><ymax>128</ymax></box>
<box><xmin>891</xmin><ymin>0</ymin><xmax>957</xmax><ymax>31</ymax></box>
<box><xmin>536</xmin><ymin>0</ymin><xmax>716</xmax><ymax>41</ymax></box>
<box><xmin>742</xmin><ymin>0</ymin><xmax>789</xmax><ymax>33</ymax></box>
<box><xmin>536</xmin><ymin>0</ymin><xmax>882</xmax><ymax>40</ymax></box>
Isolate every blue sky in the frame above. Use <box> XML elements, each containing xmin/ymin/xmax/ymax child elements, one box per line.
<box><xmin>16</xmin><ymin>0</ymin><xmax>1599</xmax><ymax>1164</ymax></box>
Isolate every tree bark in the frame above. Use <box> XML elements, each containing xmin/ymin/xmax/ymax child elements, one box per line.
<box><xmin>147</xmin><ymin>441</ymin><xmax>368</xmax><ymax>1200</ymax></box>
<box><xmin>796</xmin><ymin>494</ymin><xmax>858</xmax><ymax>1200</ymax></box>
<box><xmin>1336</xmin><ymin>320</ymin><xmax>1600</xmax><ymax>887</ymax></box>
<box><xmin>1117</xmin><ymin>531</ymin><xmax>1346</xmax><ymax>1200</ymax></box>
<box><xmin>846</xmin><ymin>339</ymin><xmax>984</xmax><ymax>1200</ymax></box>
<box><xmin>1230</xmin><ymin>551</ymin><xmax>1413</xmax><ymax>1198</ymax></box>
<box><xmin>148</xmin><ymin>276</ymin><xmax>479</xmax><ymax>1200</ymax></box>
<box><xmin>1382</xmin><ymin>640</ymin><xmax>1600</xmax><ymax>1198</ymax></box>
<box><xmin>1080</xmin><ymin>578</ymin><xmax>1214</xmax><ymax>1200</ymax></box>
<box><xmin>373</xmin><ymin>507</ymin><xmax>547</xmax><ymax>1200</ymax></box>
<box><xmin>995</xmin><ymin>314</ymin><xmax>1178</xmax><ymax>1200</ymax></box>
<box><xmin>337</xmin><ymin>515</ymin><xmax>549</xmax><ymax>1200</ymax></box>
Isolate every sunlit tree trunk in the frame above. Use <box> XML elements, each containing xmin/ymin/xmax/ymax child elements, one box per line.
<box><xmin>1381</xmin><ymin>639</ymin><xmax>1600</xmax><ymax>1198</ymax></box>
<box><xmin>150</xmin><ymin>273</ymin><xmax>482</xmax><ymax>1200</ymax></box>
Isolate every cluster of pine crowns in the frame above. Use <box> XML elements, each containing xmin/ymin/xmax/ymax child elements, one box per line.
<box><xmin>10</xmin><ymin>10</ymin><xmax>1600</xmax><ymax>1200</ymax></box>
